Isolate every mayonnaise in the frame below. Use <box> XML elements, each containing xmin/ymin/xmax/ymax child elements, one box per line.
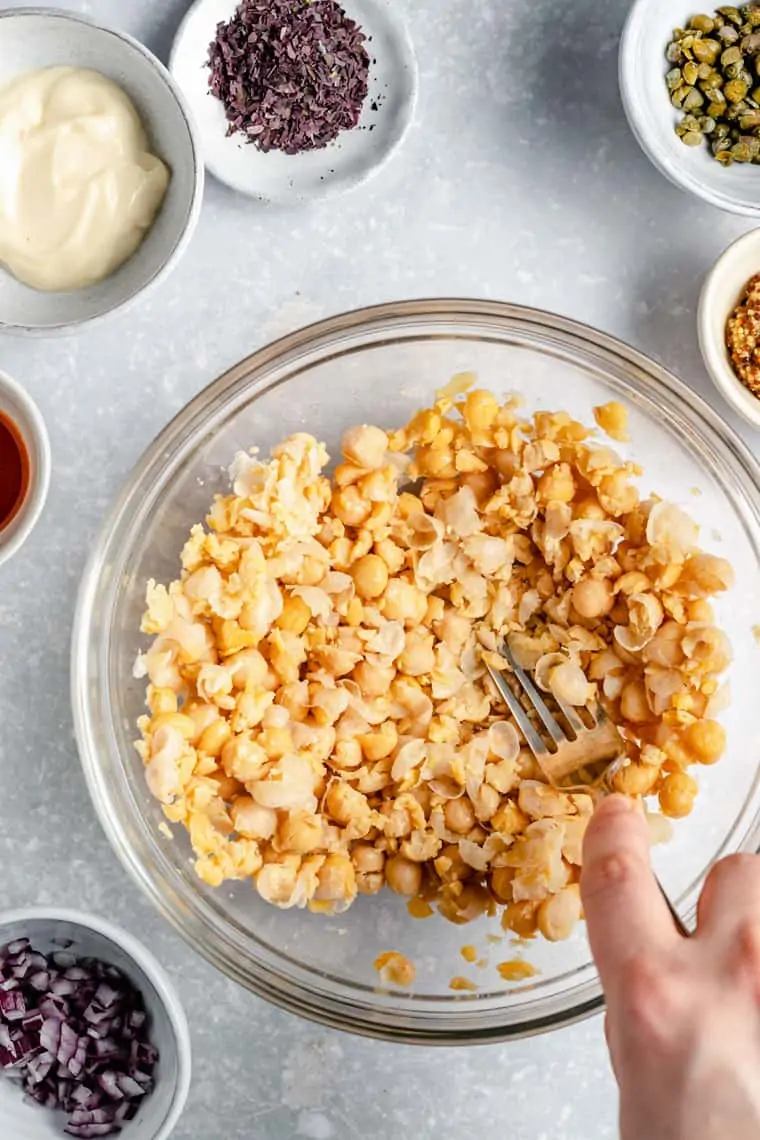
<box><xmin>0</xmin><ymin>67</ymin><xmax>170</xmax><ymax>293</ymax></box>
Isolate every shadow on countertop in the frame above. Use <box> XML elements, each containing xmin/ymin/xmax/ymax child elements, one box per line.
<box><xmin>143</xmin><ymin>0</ymin><xmax>197</xmax><ymax>66</ymax></box>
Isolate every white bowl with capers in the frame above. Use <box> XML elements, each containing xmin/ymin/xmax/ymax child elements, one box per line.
<box><xmin>621</xmin><ymin>0</ymin><xmax>760</xmax><ymax>216</ymax></box>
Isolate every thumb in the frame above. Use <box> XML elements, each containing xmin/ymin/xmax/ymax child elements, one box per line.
<box><xmin>581</xmin><ymin>795</ymin><xmax>679</xmax><ymax>996</ymax></box>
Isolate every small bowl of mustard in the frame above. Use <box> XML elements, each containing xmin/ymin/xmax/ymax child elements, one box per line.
<box><xmin>698</xmin><ymin>228</ymin><xmax>760</xmax><ymax>431</ymax></box>
<box><xmin>0</xmin><ymin>8</ymin><xmax>204</xmax><ymax>335</ymax></box>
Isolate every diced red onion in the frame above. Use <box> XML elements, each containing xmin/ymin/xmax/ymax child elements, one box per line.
<box><xmin>0</xmin><ymin>991</ymin><xmax>26</xmax><ymax>1020</ymax></box>
<box><xmin>0</xmin><ymin>938</ymin><xmax>159</xmax><ymax>1137</ymax></box>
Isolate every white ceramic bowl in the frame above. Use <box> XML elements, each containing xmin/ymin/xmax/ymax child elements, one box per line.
<box><xmin>170</xmin><ymin>0</ymin><xmax>417</xmax><ymax>204</ymax></box>
<box><xmin>620</xmin><ymin>0</ymin><xmax>760</xmax><ymax>216</ymax></box>
<box><xmin>0</xmin><ymin>8</ymin><xmax>204</xmax><ymax>335</ymax></box>
<box><xmin>0</xmin><ymin>908</ymin><xmax>191</xmax><ymax>1140</ymax></box>
<box><xmin>0</xmin><ymin>370</ymin><xmax>50</xmax><ymax>569</ymax></box>
<box><xmin>698</xmin><ymin>227</ymin><xmax>760</xmax><ymax>428</ymax></box>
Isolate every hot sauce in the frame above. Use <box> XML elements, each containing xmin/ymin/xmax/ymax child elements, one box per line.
<box><xmin>0</xmin><ymin>411</ymin><xmax>29</xmax><ymax>531</ymax></box>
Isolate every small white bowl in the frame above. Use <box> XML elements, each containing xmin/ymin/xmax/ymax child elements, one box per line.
<box><xmin>620</xmin><ymin>0</ymin><xmax>760</xmax><ymax>217</ymax></box>
<box><xmin>0</xmin><ymin>370</ymin><xmax>50</xmax><ymax>569</ymax></box>
<box><xmin>698</xmin><ymin>228</ymin><xmax>760</xmax><ymax>429</ymax></box>
<box><xmin>0</xmin><ymin>908</ymin><xmax>191</xmax><ymax>1140</ymax></box>
<box><xmin>0</xmin><ymin>8</ymin><xmax>204</xmax><ymax>335</ymax></box>
<box><xmin>170</xmin><ymin>0</ymin><xmax>417</xmax><ymax>204</ymax></box>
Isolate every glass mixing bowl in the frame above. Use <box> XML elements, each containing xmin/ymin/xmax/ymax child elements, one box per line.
<box><xmin>72</xmin><ymin>300</ymin><xmax>760</xmax><ymax>1044</ymax></box>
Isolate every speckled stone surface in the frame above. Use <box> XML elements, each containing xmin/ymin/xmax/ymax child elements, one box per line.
<box><xmin>0</xmin><ymin>1</ymin><xmax>758</xmax><ymax>1137</ymax></box>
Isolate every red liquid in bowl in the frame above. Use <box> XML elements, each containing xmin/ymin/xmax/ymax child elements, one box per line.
<box><xmin>0</xmin><ymin>411</ymin><xmax>29</xmax><ymax>532</ymax></box>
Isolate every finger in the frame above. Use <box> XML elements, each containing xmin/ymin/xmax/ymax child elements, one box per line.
<box><xmin>697</xmin><ymin>853</ymin><xmax>760</xmax><ymax>938</ymax></box>
<box><xmin>581</xmin><ymin>795</ymin><xmax>681</xmax><ymax>996</ymax></box>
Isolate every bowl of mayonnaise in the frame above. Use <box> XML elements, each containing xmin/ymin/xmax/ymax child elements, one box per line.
<box><xmin>0</xmin><ymin>7</ymin><xmax>204</xmax><ymax>334</ymax></box>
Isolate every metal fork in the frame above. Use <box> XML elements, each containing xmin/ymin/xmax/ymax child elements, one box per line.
<box><xmin>484</xmin><ymin>639</ymin><xmax>691</xmax><ymax>937</ymax></box>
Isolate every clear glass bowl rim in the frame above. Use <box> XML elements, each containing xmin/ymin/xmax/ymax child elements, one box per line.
<box><xmin>71</xmin><ymin>298</ymin><xmax>760</xmax><ymax>1045</ymax></box>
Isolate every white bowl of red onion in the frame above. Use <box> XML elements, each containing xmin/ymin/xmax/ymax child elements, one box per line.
<box><xmin>0</xmin><ymin>909</ymin><xmax>191</xmax><ymax>1140</ymax></box>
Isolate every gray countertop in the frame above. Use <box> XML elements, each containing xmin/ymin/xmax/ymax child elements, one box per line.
<box><xmin>1</xmin><ymin>0</ymin><xmax>757</xmax><ymax>1137</ymax></box>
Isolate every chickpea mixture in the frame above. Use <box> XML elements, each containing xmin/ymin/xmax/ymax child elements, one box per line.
<box><xmin>135</xmin><ymin>380</ymin><xmax>733</xmax><ymax>944</ymax></box>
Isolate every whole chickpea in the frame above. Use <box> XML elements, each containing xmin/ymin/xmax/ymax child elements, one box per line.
<box><xmin>444</xmin><ymin>797</ymin><xmax>476</xmax><ymax>834</ymax></box>
<box><xmin>472</xmin><ymin>783</ymin><xmax>501</xmax><ymax>822</ymax></box>
<box><xmin>198</xmin><ymin>718</ymin><xmax>232</xmax><ymax>759</ymax></box>
<box><xmin>537</xmin><ymin>885</ymin><xmax>582</xmax><ymax>942</ymax></box>
<box><xmin>613</xmin><ymin>761</ymin><xmax>660</xmax><ymax>797</ymax></box>
<box><xmin>620</xmin><ymin>679</ymin><xmax>653</xmax><ymax>724</ymax></box>
<box><xmin>682</xmin><ymin>719</ymin><xmax>726</xmax><ymax>766</ymax></box>
<box><xmin>659</xmin><ymin>772</ymin><xmax>699</xmax><ymax>819</ymax></box>
<box><xmin>351</xmin><ymin>554</ymin><xmax>389</xmax><ymax>600</ymax></box>
<box><xmin>332</xmin><ymin>486</ymin><xmax>371</xmax><ymax>528</ymax></box>
<box><xmin>358</xmin><ymin>724</ymin><xmax>398</xmax><ymax>762</ymax></box>
<box><xmin>572</xmin><ymin>577</ymin><xmax>614</xmax><ymax>620</ymax></box>
<box><xmin>352</xmin><ymin>844</ymin><xmax>385</xmax><ymax>874</ymax></box>
<box><xmin>385</xmin><ymin>855</ymin><xmax>423</xmax><ymax>897</ymax></box>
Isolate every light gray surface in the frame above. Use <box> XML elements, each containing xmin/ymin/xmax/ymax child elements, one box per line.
<box><xmin>0</xmin><ymin>1</ymin><xmax>757</xmax><ymax>1138</ymax></box>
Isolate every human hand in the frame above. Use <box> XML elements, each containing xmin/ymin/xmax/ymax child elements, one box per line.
<box><xmin>581</xmin><ymin>794</ymin><xmax>760</xmax><ymax>1140</ymax></box>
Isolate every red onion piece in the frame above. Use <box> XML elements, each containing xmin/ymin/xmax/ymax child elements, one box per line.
<box><xmin>0</xmin><ymin>939</ymin><xmax>159</xmax><ymax>1137</ymax></box>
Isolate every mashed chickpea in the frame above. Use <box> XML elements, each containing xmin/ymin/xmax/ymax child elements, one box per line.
<box><xmin>135</xmin><ymin>378</ymin><xmax>732</xmax><ymax>942</ymax></box>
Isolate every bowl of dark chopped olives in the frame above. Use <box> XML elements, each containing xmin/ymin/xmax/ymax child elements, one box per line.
<box><xmin>621</xmin><ymin>0</ymin><xmax>760</xmax><ymax>215</ymax></box>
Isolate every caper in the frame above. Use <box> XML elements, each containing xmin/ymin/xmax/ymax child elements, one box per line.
<box><xmin>683</xmin><ymin>86</ymin><xmax>706</xmax><ymax>109</ymax></box>
<box><xmin>702</xmin><ymin>69</ymin><xmax>725</xmax><ymax>90</ymax></box>
<box><xmin>682</xmin><ymin>129</ymin><xmax>704</xmax><ymax>146</ymax></box>
<box><xmin>700</xmin><ymin>114</ymin><xmax>718</xmax><ymax>132</ymax></box>
<box><xmin>740</xmin><ymin>108</ymin><xmax>760</xmax><ymax>125</ymax></box>
<box><xmin>713</xmin><ymin>119</ymin><xmax>731</xmax><ymax>136</ymax></box>
<box><xmin>722</xmin><ymin>43</ymin><xmax>743</xmax><ymax>64</ymax></box>
<box><xmin>716</xmin><ymin>148</ymin><xmax>734</xmax><ymax>163</ymax></box>
<box><xmin>725</xmin><ymin>77</ymin><xmax>751</xmax><ymax>99</ymax></box>
<box><xmin>718</xmin><ymin>7</ymin><xmax>744</xmax><ymax>27</ymax></box>
<box><xmin>712</xmin><ymin>134</ymin><xmax>732</xmax><ymax>152</ymax></box>
<box><xmin>719</xmin><ymin>22</ymin><xmax>740</xmax><ymax>40</ymax></box>
<box><xmin>671</xmin><ymin>86</ymin><xmax>689</xmax><ymax>107</ymax></box>
<box><xmin>743</xmin><ymin>4</ymin><xmax>760</xmax><ymax>26</ymax></box>
<box><xmin>683</xmin><ymin>59</ymin><xmax>700</xmax><ymax>84</ymax></box>
<box><xmin>667</xmin><ymin>40</ymin><xmax>684</xmax><ymax>63</ymax></box>
<box><xmin>731</xmin><ymin>139</ymin><xmax>753</xmax><ymax>158</ymax></box>
<box><xmin>691</xmin><ymin>12</ymin><xmax>716</xmax><ymax>31</ymax></box>
<box><xmin>741</xmin><ymin>30</ymin><xmax>760</xmax><ymax>48</ymax></box>
<box><xmin>692</xmin><ymin>37</ymin><xmax>721</xmax><ymax>62</ymax></box>
<box><xmin>726</xmin><ymin>60</ymin><xmax>745</xmax><ymax>77</ymax></box>
<box><xmin>666</xmin><ymin>66</ymin><xmax>683</xmax><ymax>90</ymax></box>
<box><xmin>697</xmin><ymin>60</ymin><xmax>714</xmax><ymax>78</ymax></box>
